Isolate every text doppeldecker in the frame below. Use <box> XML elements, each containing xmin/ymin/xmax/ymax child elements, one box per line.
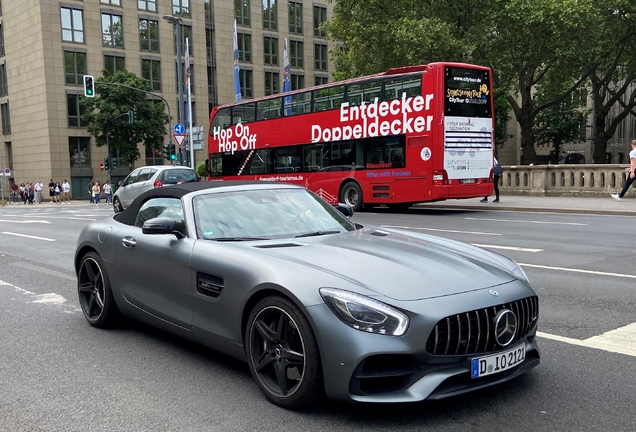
<box><xmin>312</xmin><ymin>92</ymin><xmax>435</xmax><ymax>143</ymax></box>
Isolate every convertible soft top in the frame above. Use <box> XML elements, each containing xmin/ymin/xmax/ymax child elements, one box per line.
<box><xmin>115</xmin><ymin>180</ymin><xmax>295</xmax><ymax>226</ymax></box>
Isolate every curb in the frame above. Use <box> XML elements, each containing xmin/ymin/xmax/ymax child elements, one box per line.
<box><xmin>414</xmin><ymin>204</ymin><xmax>636</xmax><ymax>217</ymax></box>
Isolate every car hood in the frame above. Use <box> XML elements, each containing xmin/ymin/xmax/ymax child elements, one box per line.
<box><xmin>253</xmin><ymin>227</ymin><xmax>518</xmax><ymax>301</ymax></box>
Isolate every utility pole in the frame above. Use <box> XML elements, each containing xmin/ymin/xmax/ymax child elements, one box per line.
<box><xmin>164</xmin><ymin>15</ymin><xmax>185</xmax><ymax>166</ymax></box>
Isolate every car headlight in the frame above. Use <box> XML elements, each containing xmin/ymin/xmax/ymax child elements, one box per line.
<box><xmin>513</xmin><ymin>265</ymin><xmax>529</xmax><ymax>283</ymax></box>
<box><xmin>319</xmin><ymin>288</ymin><xmax>409</xmax><ymax>336</ymax></box>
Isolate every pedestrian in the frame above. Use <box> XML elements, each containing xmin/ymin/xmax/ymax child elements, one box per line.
<box><xmin>103</xmin><ymin>181</ymin><xmax>112</xmax><ymax>204</ymax></box>
<box><xmin>481</xmin><ymin>157</ymin><xmax>503</xmax><ymax>203</ymax></box>
<box><xmin>19</xmin><ymin>183</ymin><xmax>25</xmax><ymax>204</ymax></box>
<box><xmin>611</xmin><ymin>139</ymin><xmax>636</xmax><ymax>201</ymax></box>
<box><xmin>54</xmin><ymin>182</ymin><xmax>61</xmax><ymax>204</ymax></box>
<box><xmin>22</xmin><ymin>183</ymin><xmax>30</xmax><ymax>204</ymax></box>
<box><xmin>88</xmin><ymin>179</ymin><xmax>95</xmax><ymax>203</ymax></box>
<box><xmin>34</xmin><ymin>180</ymin><xmax>43</xmax><ymax>204</ymax></box>
<box><xmin>48</xmin><ymin>179</ymin><xmax>55</xmax><ymax>203</ymax></box>
<box><xmin>28</xmin><ymin>183</ymin><xmax>35</xmax><ymax>204</ymax></box>
<box><xmin>62</xmin><ymin>179</ymin><xmax>71</xmax><ymax>204</ymax></box>
<box><xmin>10</xmin><ymin>181</ymin><xmax>18</xmax><ymax>204</ymax></box>
<box><xmin>92</xmin><ymin>181</ymin><xmax>102</xmax><ymax>206</ymax></box>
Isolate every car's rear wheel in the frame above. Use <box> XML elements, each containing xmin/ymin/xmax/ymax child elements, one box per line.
<box><xmin>113</xmin><ymin>197</ymin><xmax>123</xmax><ymax>213</ymax></box>
<box><xmin>77</xmin><ymin>252</ymin><xmax>119</xmax><ymax>328</ymax></box>
<box><xmin>340</xmin><ymin>181</ymin><xmax>363</xmax><ymax>212</ymax></box>
<box><xmin>246</xmin><ymin>296</ymin><xmax>323</xmax><ymax>409</ymax></box>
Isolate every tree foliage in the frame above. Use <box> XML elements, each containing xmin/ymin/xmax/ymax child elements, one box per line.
<box><xmin>80</xmin><ymin>70</ymin><xmax>170</xmax><ymax>168</ymax></box>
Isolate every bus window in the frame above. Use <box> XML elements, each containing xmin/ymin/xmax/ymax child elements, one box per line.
<box><xmin>221</xmin><ymin>150</ymin><xmax>251</xmax><ymax>175</ymax></box>
<box><xmin>365</xmin><ymin>136</ymin><xmax>405</xmax><ymax>168</ymax></box>
<box><xmin>347</xmin><ymin>80</ymin><xmax>382</xmax><ymax>106</ymax></box>
<box><xmin>250</xmin><ymin>149</ymin><xmax>274</xmax><ymax>174</ymax></box>
<box><xmin>444</xmin><ymin>67</ymin><xmax>491</xmax><ymax>117</ymax></box>
<box><xmin>313</xmin><ymin>85</ymin><xmax>345</xmax><ymax>111</ymax></box>
<box><xmin>289</xmin><ymin>92</ymin><xmax>312</xmax><ymax>115</ymax></box>
<box><xmin>209</xmin><ymin>154</ymin><xmax>223</xmax><ymax>177</ymax></box>
<box><xmin>273</xmin><ymin>146</ymin><xmax>302</xmax><ymax>172</ymax></box>
<box><xmin>330</xmin><ymin>140</ymin><xmax>355</xmax><ymax>166</ymax></box>
<box><xmin>257</xmin><ymin>98</ymin><xmax>283</xmax><ymax>120</ymax></box>
<box><xmin>233</xmin><ymin>102</ymin><xmax>256</xmax><ymax>124</ymax></box>
<box><xmin>303</xmin><ymin>143</ymin><xmax>328</xmax><ymax>171</ymax></box>
<box><xmin>383</xmin><ymin>76</ymin><xmax>422</xmax><ymax>100</ymax></box>
<box><xmin>211</xmin><ymin>107</ymin><xmax>232</xmax><ymax>131</ymax></box>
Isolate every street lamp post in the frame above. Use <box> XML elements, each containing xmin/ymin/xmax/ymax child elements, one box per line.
<box><xmin>163</xmin><ymin>15</ymin><xmax>186</xmax><ymax>166</ymax></box>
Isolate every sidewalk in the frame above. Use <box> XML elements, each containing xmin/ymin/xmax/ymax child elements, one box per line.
<box><xmin>417</xmin><ymin>195</ymin><xmax>636</xmax><ymax>216</ymax></box>
<box><xmin>1</xmin><ymin>200</ymin><xmax>111</xmax><ymax>208</ymax></box>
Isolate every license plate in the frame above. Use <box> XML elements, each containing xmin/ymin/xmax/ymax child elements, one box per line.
<box><xmin>460</xmin><ymin>179</ymin><xmax>475</xmax><ymax>184</ymax></box>
<box><xmin>471</xmin><ymin>344</ymin><xmax>525</xmax><ymax>379</ymax></box>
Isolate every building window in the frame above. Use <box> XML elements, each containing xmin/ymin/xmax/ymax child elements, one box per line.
<box><xmin>0</xmin><ymin>24</ymin><xmax>4</xmax><ymax>57</ymax></box>
<box><xmin>67</xmin><ymin>94</ymin><xmax>88</xmax><ymax>128</ymax></box>
<box><xmin>315</xmin><ymin>75</ymin><xmax>328</xmax><ymax>86</ymax></box>
<box><xmin>264</xmin><ymin>36</ymin><xmax>278</xmax><ymax>65</ymax></box>
<box><xmin>173</xmin><ymin>0</ymin><xmax>191</xmax><ymax>17</ymax></box>
<box><xmin>102</xmin><ymin>13</ymin><xmax>124</xmax><ymax>48</ymax></box>
<box><xmin>100</xmin><ymin>0</ymin><xmax>121</xmax><ymax>5</ymax></box>
<box><xmin>0</xmin><ymin>63</ymin><xmax>8</xmax><ymax>96</ymax></box>
<box><xmin>289</xmin><ymin>1</ymin><xmax>303</xmax><ymax>34</ymax></box>
<box><xmin>139</xmin><ymin>19</ymin><xmax>159</xmax><ymax>52</ymax></box>
<box><xmin>174</xmin><ymin>25</ymin><xmax>192</xmax><ymax>55</ymax></box>
<box><xmin>237</xmin><ymin>33</ymin><xmax>252</xmax><ymax>63</ymax></box>
<box><xmin>313</xmin><ymin>5</ymin><xmax>326</xmax><ymax>38</ymax></box>
<box><xmin>239</xmin><ymin>69</ymin><xmax>253</xmax><ymax>98</ymax></box>
<box><xmin>176</xmin><ymin>61</ymin><xmax>195</xmax><ymax>94</ymax></box>
<box><xmin>265</xmin><ymin>71</ymin><xmax>280</xmax><ymax>96</ymax></box>
<box><xmin>61</xmin><ymin>7</ymin><xmax>84</xmax><ymax>43</ymax></box>
<box><xmin>263</xmin><ymin>0</ymin><xmax>277</xmax><ymax>30</ymax></box>
<box><xmin>290</xmin><ymin>40</ymin><xmax>303</xmax><ymax>68</ymax></box>
<box><xmin>138</xmin><ymin>0</ymin><xmax>157</xmax><ymax>12</ymax></box>
<box><xmin>291</xmin><ymin>74</ymin><xmax>304</xmax><ymax>90</ymax></box>
<box><xmin>104</xmin><ymin>55</ymin><xmax>126</xmax><ymax>74</ymax></box>
<box><xmin>1</xmin><ymin>102</ymin><xmax>10</xmax><ymax>135</ymax></box>
<box><xmin>235</xmin><ymin>0</ymin><xmax>251</xmax><ymax>27</ymax></box>
<box><xmin>145</xmin><ymin>143</ymin><xmax>163</xmax><ymax>166</ymax></box>
<box><xmin>142</xmin><ymin>59</ymin><xmax>162</xmax><ymax>91</ymax></box>
<box><xmin>64</xmin><ymin>51</ymin><xmax>86</xmax><ymax>86</ymax></box>
<box><xmin>69</xmin><ymin>137</ymin><xmax>91</xmax><ymax>168</ymax></box>
<box><xmin>314</xmin><ymin>43</ymin><xmax>327</xmax><ymax>70</ymax></box>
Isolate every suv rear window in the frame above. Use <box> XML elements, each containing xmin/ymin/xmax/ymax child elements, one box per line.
<box><xmin>159</xmin><ymin>169</ymin><xmax>198</xmax><ymax>185</ymax></box>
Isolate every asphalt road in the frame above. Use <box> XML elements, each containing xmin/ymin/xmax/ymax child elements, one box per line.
<box><xmin>0</xmin><ymin>203</ymin><xmax>635</xmax><ymax>432</ymax></box>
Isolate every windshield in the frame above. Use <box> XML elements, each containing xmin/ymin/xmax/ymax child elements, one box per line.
<box><xmin>193</xmin><ymin>188</ymin><xmax>355</xmax><ymax>240</ymax></box>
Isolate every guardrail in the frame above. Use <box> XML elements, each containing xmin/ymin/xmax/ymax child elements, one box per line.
<box><xmin>500</xmin><ymin>164</ymin><xmax>635</xmax><ymax>197</ymax></box>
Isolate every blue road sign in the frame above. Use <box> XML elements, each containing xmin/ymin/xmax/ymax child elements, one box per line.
<box><xmin>174</xmin><ymin>123</ymin><xmax>185</xmax><ymax>134</ymax></box>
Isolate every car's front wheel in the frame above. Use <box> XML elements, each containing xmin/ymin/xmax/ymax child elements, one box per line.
<box><xmin>77</xmin><ymin>252</ymin><xmax>119</xmax><ymax>328</ymax></box>
<box><xmin>246</xmin><ymin>296</ymin><xmax>323</xmax><ymax>409</ymax></box>
<box><xmin>113</xmin><ymin>197</ymin><xmax>123</xmax><ymax>213</ymax></box>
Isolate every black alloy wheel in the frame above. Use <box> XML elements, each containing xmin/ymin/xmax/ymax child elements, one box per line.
<box><xmin>246</xmin><ymin>297</ymin><xmax>323</xmax><ymax>408</ymax></box>
<box><xmin>340</xmin><ymin>181</ymin><xmax>363</xmax><ymax>212</ymax></box>
<box><xmin>113</xmin><ymin>197</ymin><xmax>123</xmax><ymax>214</ymax></box>
<box><xmin>77</xmin><ymin>252</ymin><xmax>119</xmax><ymax>328</ymax></box>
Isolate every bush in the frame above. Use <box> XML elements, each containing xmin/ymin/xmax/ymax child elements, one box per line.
<box><xmin>196</xmin><ymin>161</ymin><xmax>207</xmax><ymax>178</ymax></box>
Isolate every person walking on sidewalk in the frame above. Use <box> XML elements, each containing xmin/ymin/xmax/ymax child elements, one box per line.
<box><xmin>103</xmin><ymin>181</ymin><xmax>112</xmax><ymax>204</ymax></box>
<box><xmin>611</xmin><ymin>140</ymin><xmax>636</xmax><ymax>201</ymax></box>
<box><xmin>62</xmin><ymin>179</ymin><xmax>71</xmax><ymax>204</ymax></box>
<box><xmin>48</xmin><ymin>179</ymin><xmax>55</xmax><ymax>203</ymax></box>
<box><xmin>481</xmin><ymin>157</ymin><xmax>503</xmax><ymax>203</ymax></box>
<box><xmin>92</xmin><ymin>181</ymin><xmax>102</xmax><ymax>206</ymax></box>
<box><xmin>34</xmin><ymin>180</ymin><xmax>43</xmax><ymax>204</ymax></box>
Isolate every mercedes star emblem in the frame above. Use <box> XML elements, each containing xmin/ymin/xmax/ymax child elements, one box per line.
<box><xmin>488</xmin><ymin>289</ymin><xmax>499</xmax><ymax>297</ymax></box>
<box><xmin>494</xmin><ymin>309</ymin><xmax>518</xmax><ymax>347</ymax></box>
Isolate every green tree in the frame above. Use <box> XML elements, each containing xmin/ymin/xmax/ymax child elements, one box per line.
<box><xmin>80</xmin><ymin>70</ymin><xmax>170</xmax><ymax>168</ymax></box>
<box><xmin>196</xmin><ymin>161</ymin><xmax>207</xmax><ymax>178</ymax></box>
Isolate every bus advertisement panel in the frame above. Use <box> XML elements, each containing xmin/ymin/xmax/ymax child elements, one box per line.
<box><xmin>207</xmin><ymin>62</ymin><xmax>494</xmax><ymax>211</ymax></box>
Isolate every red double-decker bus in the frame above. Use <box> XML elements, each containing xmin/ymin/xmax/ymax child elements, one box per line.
<box><xmin>207</xmin><ymin>62</ymin><xmax>494</xmax><ymax>211</ymax></box>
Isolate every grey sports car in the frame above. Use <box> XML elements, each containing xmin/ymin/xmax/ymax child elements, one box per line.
<box><xmin>75</xmin><ymin>181</ymin><xmax>540</xmax><ymax>408</ymax></box>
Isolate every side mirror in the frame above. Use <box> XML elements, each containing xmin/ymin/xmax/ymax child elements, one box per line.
<box><xmin>334</xmin><ymin>203</ymin><xmax>354</xmax><ymax>218</ymax></box>
<box><xmin>118</xmin><ymin>181</ymin><xmax>124</xmax><ymax>187</ymax></box>
<box><xmin>142</xmin><ymin>217</ymin><xmax>184</xmax><ymax>239</ymax></box>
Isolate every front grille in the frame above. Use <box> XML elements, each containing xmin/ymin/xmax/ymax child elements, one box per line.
<box><xmin>426</xmin><ymin>296</ymin><xmax>539</xmax><ymax>356</ymax></box>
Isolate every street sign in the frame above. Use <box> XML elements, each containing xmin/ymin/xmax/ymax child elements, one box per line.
<box><xmin>174</xmin><ymin>123</ymin><xmax>185</xmax><ymax>134</ymax></box>
<box><xmin>100</xmin><ymin>163</ymin><xmax>105</xmax><ymax>171</ymax></box>
<box><xmin>173</xmin><ymin>133</ymin><xmax>187</xmax><ymax>148</ymax></box>
<box><xmin>4</xmin><ymin>168</ymin><xmax>10</xmax><ymax>176</ymax></box>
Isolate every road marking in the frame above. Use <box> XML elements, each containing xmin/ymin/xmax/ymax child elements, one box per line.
<box><xmin>538</xmin><ymin>323</ymin><xmax>636</xmax><ymax>357</ymax></box>
<box><xmin>465</xmin><ymin>217</ymin><xmax>587</xmax><ymax>226</ymax></box>
<box><xmin>0</xmin><ymin>219</ymin><xmax>51</xmax><ymax>224</ymax></box>
<box><xmin>0</xmin><ymin>215</ymin><xmax>95</xmax><ymax>221</ymax></box>
<box><xmin>519</xmin><ymin>263</ymin><xmax>636</xmax><ymax>279</ymax></box>
<box><xmin>31</xmin><ymin>293</ymin><xmax>68</xmax><ymax>305</ymax></box>
<box><xmin>471</xmin><ymin>244</ymin><xmax>543</xmax><ymax>252</ymax></box>
<box><xmin>382</xmin><ymin>225</ymin><xmax>501</xmax><ymax>236</ymax></box>
<box><xmin>1</xmin><ymin>232</ymin><xmax>56</xmax><ymax>242</ymax></box>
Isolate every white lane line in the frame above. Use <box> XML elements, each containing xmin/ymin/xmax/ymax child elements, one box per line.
<box><xmin>538</xmin><ymin>323</ymin><xmax>636</xmax><ymax>357</ymax></box>
<box><xmin>1</xmin><ymin>232</ymin><xmax>56</xmax><ymax>242</ymax></box>
<box><xmin>471</xmin><ymin>243</ymin><xmax>543</xmax><ymax>252</ymax></box>
<box><xmin>0</xmin><ymin>279</ymin><xmax>79</xmax><ymax>313</ymax></box>
<box><xmin>0</xmin><ymin>215</ymin><xmax>95</xmax><ymax>221</ymax></box>
<box><xmin>382</xmin><ymin>225</ymin><xmax>501</xmax><ymax>236</ymax></box>
<box><xmin>465</xmin><ymin>217</ymin><xmax>587</xmax><ymax>226</ymax></box>
<box><xmin>0</xmin><ymin>219</ymin><xmax>51</xmax><ymax>224</ymax></box>
<box><xmin>519</xmin><ymin>263</ymin><xmax>636</xmax><ymax>279</ymax></box>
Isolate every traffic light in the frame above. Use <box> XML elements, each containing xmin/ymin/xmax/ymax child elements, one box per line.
<box><xmin>83</xmin><ymin>75</ymin><xmax>95</xmax><ymax>97</ymax></box>
<box><xmin>162</xmin><ymin>144</ymin><xmax>171</xmax><ymax>160</ymax></box>
<box><xmin>169</xmin><ymin>144</ymin><xmax>177</xmax><ymax>161</ymax></box>
<box><xmin>103</xmin><ymin>157</ymin><xmax>110</xmax><ymax>171</ymax></box>
<box><xmin>111</xmin><ymin>157</ymin><xmax>117</xmax><ymax>169</ymax></box>
<box><xmin>128</xmin><ymin>110</ymin><xmax>135</xmax><ymax>124</ymax></box>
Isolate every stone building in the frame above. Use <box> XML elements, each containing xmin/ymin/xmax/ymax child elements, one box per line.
<box><xmin>0</xmin><ymin>0</ymin><xmax>335</xmax><ymax>198</ymax></box>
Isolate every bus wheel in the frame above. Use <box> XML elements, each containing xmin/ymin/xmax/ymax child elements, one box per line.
<box><xmin>340</xmin><ymin>181</ymin><xmax>363</xmax><ymax>212</ymax></box>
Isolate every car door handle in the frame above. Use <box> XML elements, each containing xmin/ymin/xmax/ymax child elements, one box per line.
<box><xmin>122</xmin><ymin>236</ymin><xmax>137</xmax><ymax>248</ymax></box>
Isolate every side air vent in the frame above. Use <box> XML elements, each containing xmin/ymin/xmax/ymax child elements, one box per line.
<box><xmin>254</xmin><ymin>243</ymin><xmax>304</xmax><ymax>249</ymax></box>
<box><xmin>370</xmin><ymin>230</ymin><xmax>390</xmax><ymax>236</ymax></box>
<box><xmin>196</xmin><ymin>272</ymin><xmax>224</xmax><ymax>298</ymax></box>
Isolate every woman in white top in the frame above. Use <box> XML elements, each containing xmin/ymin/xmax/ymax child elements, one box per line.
<box><xmin>611</xmin><ymin>139</ymin><xmax>636</xmax><ymax>201</ymax></box>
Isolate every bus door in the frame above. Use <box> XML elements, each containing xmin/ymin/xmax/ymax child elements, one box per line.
<box><xmin>395</xmin><ymin>135</ymin><xmax>438</xmax><ymax>202</ymax></box>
